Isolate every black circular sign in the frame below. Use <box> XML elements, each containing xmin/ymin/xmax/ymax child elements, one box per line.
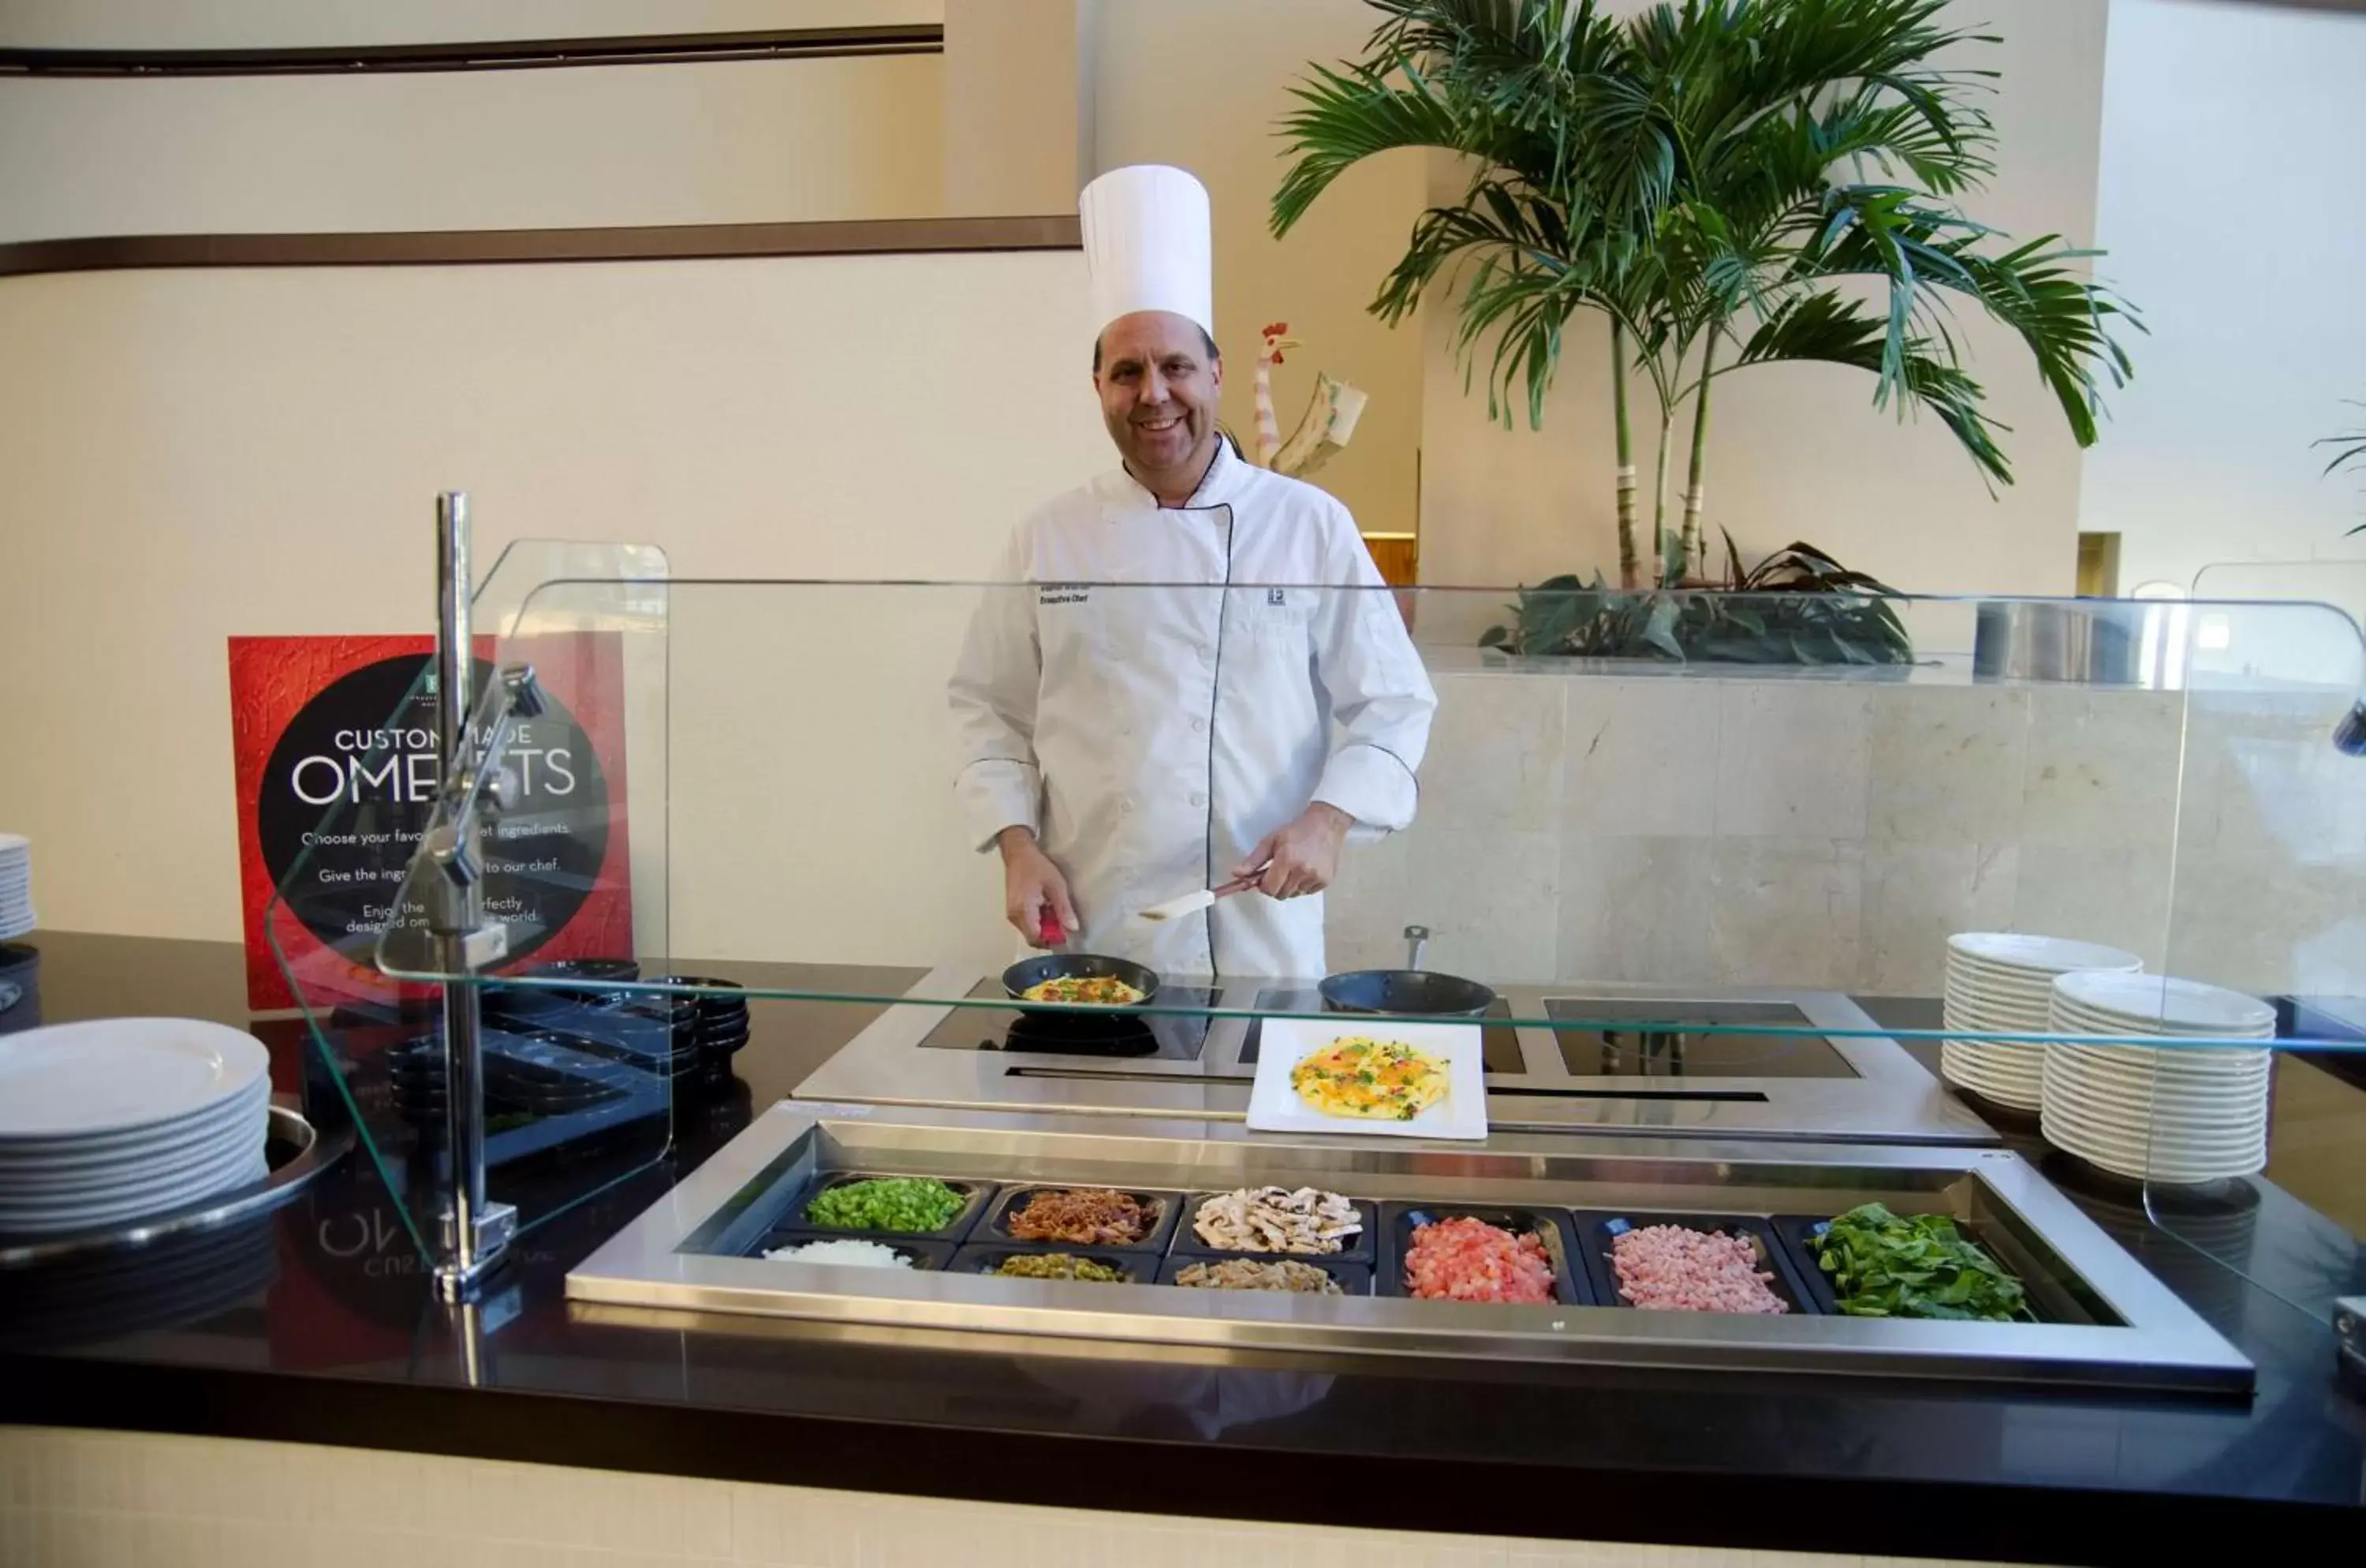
<box><xmin>258</xmin><ymin>655</ymin><xmax>610</xmax><ymax>967</ymax></box>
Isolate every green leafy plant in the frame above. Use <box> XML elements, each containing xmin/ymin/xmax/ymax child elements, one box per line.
<box><xmin>1272</xmin><ymin>0</ymin><xmax>2140</xmax><ymax>596</ymax></box>
<box><xmin>2321</xmin><ymin>400</ymin><xmax>2366</xmax><ymax>535</ymax></box>
<box><xmin>1480</xmin><ymin>532</ymin><xmax>1911</xmax><ymax>664</ymax></box>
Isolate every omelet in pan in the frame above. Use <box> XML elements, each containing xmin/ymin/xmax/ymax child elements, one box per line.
<box><xmin>1289</xmin><ymin>1036</ymin><xmax>1450</xmax><ymax>1122</ymax></box>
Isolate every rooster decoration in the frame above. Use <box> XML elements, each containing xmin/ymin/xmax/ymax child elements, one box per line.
<box><xmin>1248</xmin><ymin>321</ymin><xmax>1367</xmax><ymax>480</ymax></box>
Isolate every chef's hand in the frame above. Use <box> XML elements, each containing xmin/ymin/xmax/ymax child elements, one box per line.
<box><xmin>997</xmin><ymin>827</ymin><xmax>1079</xmax><ymax>946</ymax></box>
<box><xmin>1236</xmin><ymin>802</ymin><xmax>1353</xmax><ymax>900</ymax></box>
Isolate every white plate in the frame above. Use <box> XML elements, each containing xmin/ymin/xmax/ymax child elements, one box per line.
<box><xmin>0</xmin><ymin>1019</ymin><xmax>271</xmax><ymax>1141</ymax></box>
<box><xmin>2040</xmin><ymin>1114</ymin><xmax>2266</xmax><ymax>1163</ymax></box>
<box><xmin>2045</xmin><ymin>1051</ymin><xmax>2271</xmax><ymax>1096</ymax></box>
<box><xmin>1945</xmin><ymin>960</ymin><xmax>2069</xmax><ymax>987</ymax></box>
<box><xmin>1947</xmin><ymin>932</ymin><xmax>2144</xmax><ymax>975</ymax></box>
<box><xmin>1942</xmin><ymin>987</ymin><xmax>2058</xmax><ymax>1020</ymax></box>
<box><xmin>2039</xmin><ymin>1087</ymin><xmax>2266</xmax><ymax>1136</ymax></box>
<box><xmin>0</xmin><ymin>1114</ymin><xmax>267</xmax><ymax>1195</ymax></box>
<box><xmin>0</xmin><ymin>1152</ymin><xmax>268</xmax><ymax>1234</ymax></box>
<box><xmin>2051</xmin><ymin>992</ymin><xmax>2275</xmax><ymax>1030</ymax></box>
<box><xmin>1944</xmin><ymin>986</ymin><xmax>2056</xmax><ymax>1013</ymax></box>
<box><xmin>0</xmin><ymin>1142</ymin><xmax>263</xmax><ymax>1223</ymax></box>
<box><xmin>2051</xmin><ymin>973</ymin><xmax>2274</xmax><ymax>1035</ymax></box>
<box><xmin>2048</xmin><ymin>1003</ymin><xmax>2275</xmax><ymax>1044</ymax></box>
<box><xmin>2046</xmin><ymin>1048</ymin><xmax>2270</xmax><ymax>1088</ymax></box>
<box><xmin>2041</xmin><ymin>1100</ymin><xmax>2267</xmax><ymax>1146</ymax></box>
<box><xmin>1247</xmin><ymin>1018</ymin><xmax>1488</xmax><ymax>1141</ymax></box>
<box><xmin>2041</xmin><ymin>1084</ymin><xmax>2267</xmax><ymax>1137</ymax></box>
<box><xmin>0</xmin><ymin>1078</ymin><xmax>271</xmax><ymax>1170</ymax></box>
<box><xmin>2044</xmin><ymin>1137</ymin><xmax>2263</xmax><ymax>1183</ymax></box>
<box><xmin>1944</xmin><ymin>1050</ymin><xmax>2047</xmax><ymax>1073</ymax></box>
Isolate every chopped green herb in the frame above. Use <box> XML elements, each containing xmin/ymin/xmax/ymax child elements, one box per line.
<box><xmin>804</xmin><ymin>1177</ymin><xmax>965</xmax><ymax>1233</ymax></box>
<box><xmin>1809</xmin><ymin>1203</ymin><xmax>2029</xmax><ymax>1323</ymax></box>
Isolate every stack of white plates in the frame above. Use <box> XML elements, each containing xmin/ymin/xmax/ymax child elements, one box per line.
<box><xmin>0</xmin><ymin>834</ymin><xmax>32</xmax><ymax>940</ymax></box>
<box><xmin>0</xmin><ymin>1018</ymin><xmax>271</xmax><ymax>1235</ymax></box>
<box><xmin>1940</xmin><ymin>932</ymin><xmax>2143</xmax><ymax>1111</ymax></box>
<box><xmin>2042</xmin><ymin>973</ymin><xmax>2277</xmax><ymax>1184</ymax></box>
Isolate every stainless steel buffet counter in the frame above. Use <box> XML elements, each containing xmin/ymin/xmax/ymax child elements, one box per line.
<box><xmin>567</xmin><ymin>1103</ymin><xmax>2253</xmax><ymax>1392</ymax></box>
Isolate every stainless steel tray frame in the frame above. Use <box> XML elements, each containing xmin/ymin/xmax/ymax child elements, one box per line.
<box><xmin>793</xmin><ymin>973</ymin><xmax>1994</xmax><ymax>1144</ymax></box>
<box><xmin>567</xmin><ymin>1103</ymin><xmax>2252</xmax><ymax>1391</ymax></box>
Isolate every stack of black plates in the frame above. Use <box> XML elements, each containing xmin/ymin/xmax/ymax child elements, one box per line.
<box><xmin>644</xmin><ymin>976</ymin><xmax>750</xmax><ymax>1089</ymax></box>
<box><xmin>387</xmin><ymin>1029</ymin><xmax>632</xmax><ymax>1137</ymax></box>
<box><xmin>526</xmin><ymin>957</ymin><xmax>641</xmax><ymax>996</ymax></box>
<box><xmin>387</xmin><ymin>1035</ymin><xmax>450</xmax><ymax>1135</ymax></box>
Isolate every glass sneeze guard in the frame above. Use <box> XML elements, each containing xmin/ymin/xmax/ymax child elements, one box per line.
<box><xmin>378</xmin><ymin>580</ymin><xmax>2365</xmax><ymax>1047</ymax></box>
<box><xmin>268</xmin><ymin>539</ymin><xmax>671</xmax><ymax>1268</ymax></box>
<box><xmin>286</xmin><ymin>568</ymin><xmax>2366</xmax><ymax>1320</ymax></box>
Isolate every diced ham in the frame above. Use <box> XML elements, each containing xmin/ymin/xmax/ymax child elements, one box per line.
<box><xmin>1610</xmin><ymin>1224</ymin><xmax>1789</xmax><ymax>1314</ymax></box>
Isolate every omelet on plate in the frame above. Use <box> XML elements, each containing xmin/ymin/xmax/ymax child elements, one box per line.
<box><xmin>1289</xmin><ymin>1036</ymin><xmax>1450</xmax><ymax>1122</ymax></box>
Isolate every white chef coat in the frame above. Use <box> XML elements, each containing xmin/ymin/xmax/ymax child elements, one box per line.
<box><xmin>949</xmin><ymin>438</ymin><xmax>1436</xmax><ymax>979</ymax></box>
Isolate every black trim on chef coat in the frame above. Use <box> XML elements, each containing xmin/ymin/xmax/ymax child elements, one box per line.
<box><xmin>1202</xmin><ymin>502</ymin><xmax>1233</xmax><ymax>972</ymax></box>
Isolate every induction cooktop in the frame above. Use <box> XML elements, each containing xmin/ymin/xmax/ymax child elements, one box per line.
<box><xmin>797</xmin><ymin>970</ymin><xmax>1994</xmax><ymax>1143</ymax></box>
<box><xmin>1543</xmin><ymin>998</ymin><xmax>1857</xmax><ymax>1079</ymax></box>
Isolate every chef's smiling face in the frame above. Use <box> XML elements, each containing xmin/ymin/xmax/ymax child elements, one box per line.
<box><xmin>1094</xmin><ymin>310</ymin><xmax>1222</xmax><ymax>489</ymax></box>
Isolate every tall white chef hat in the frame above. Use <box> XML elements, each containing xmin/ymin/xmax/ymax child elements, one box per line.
<box><xmin>1079</xmin><ymin>164</ymin><xmax>1214</xmax><ymax>342</ymax></box>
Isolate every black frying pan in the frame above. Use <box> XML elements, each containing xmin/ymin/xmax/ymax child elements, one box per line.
<box><xmin>1319</xmin><ymin>924</ymin><xmax>1495</xmax><ymax>1018</ymax></box>
<box><xmin>1001</xmin><ymin>952</ymin><xmax>1162</xmax><ymax>1011</ymax></box>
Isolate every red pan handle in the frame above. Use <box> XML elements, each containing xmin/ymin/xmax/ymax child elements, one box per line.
<box><xmin>1037</xmin><ymin>906</ymin><xmax>1065</xmax><ymax>947</ymax></box>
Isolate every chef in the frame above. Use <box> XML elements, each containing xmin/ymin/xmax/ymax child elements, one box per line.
<box><xmin>948</xmin><ymin>163</ymin><xmax>1437</xmax><ymax>979</ymax></box>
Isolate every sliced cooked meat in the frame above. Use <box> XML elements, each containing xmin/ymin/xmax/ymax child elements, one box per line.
<box><xmin>1006</xmin><ymin>1187</ymin><xmax>1155</xmax><ymax>1245</ymax></box>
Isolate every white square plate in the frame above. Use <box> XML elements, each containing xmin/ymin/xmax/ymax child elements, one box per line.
<box><xmin>1246</xmin><ymin>1017</ymin><xmax>1489</xmax><ymax>1141</ymax></box>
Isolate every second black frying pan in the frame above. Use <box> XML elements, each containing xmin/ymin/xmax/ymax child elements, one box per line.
<box><xmin>1319</xmin><ymin>924</ymin><xmax>1495</xmax><ymax>1018</ymax></box>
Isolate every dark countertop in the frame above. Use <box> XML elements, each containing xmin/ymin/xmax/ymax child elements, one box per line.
<box><xmin>3</xmin><ymin>931</ymin><xmax>2363</xmax><ymax>1565</ymax></box>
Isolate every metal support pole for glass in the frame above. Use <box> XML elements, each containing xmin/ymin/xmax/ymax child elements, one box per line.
<box><xmin>424</xmin><ymin>491</ymin><xmax>518</xmax><ymax>1301</ymax></box>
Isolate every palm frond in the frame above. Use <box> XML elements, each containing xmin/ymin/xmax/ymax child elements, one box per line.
<box><xmin>1271</xmin><ymin>63</ymin><xmax>1471</xmax><ymax>237</ymax></box>
<box><xmin>1733</xmin><ymin>289</ymin><xmax>2011</xmax><ymax>485</ymax></box>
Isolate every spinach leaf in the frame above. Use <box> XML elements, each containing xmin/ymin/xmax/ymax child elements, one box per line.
<box><xmin>1809</xmin><ymin>1203</ymin><xmax>2030</xmax><ymax>1323</ymax></box>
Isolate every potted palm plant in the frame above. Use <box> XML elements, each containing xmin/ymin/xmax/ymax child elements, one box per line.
<box><xmin>1271</xmin><ymin>0</ymin><xmax>2140</xmax><ymax>663</ymax></box>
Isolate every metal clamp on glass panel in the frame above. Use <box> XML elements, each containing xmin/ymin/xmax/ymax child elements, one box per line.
<box><xmin>412</xmin><ymin>491</ymin><xmax>527</xmax><ymax>1301</ymax></box>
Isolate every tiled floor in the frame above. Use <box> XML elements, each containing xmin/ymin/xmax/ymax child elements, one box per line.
<box><xmin>0</xmin><ymin>1426</ymin><xmax>2028</xmax><ymax>1568</ymax></box>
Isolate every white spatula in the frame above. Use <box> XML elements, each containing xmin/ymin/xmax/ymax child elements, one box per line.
<box><xmin>1138</xmin><ymin>868</ymin><xmax>1265</xmax><ymax>924</ymax></box>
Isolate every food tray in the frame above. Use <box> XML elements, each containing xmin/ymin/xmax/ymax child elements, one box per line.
<box><xmin>787</xmin><ymin>1172</ymin><xmax>996</xmax><ymax>1242</ymax></box>
<box><xmin>1771</xmin><ymin>1212</ymin><xmax>2049</xmax><ymax>1323</ymax></box>
<box><xmin>1170</xmin><ymin>1189</ymin><xmax>1379</xmax><ymax>1264</ymax></box>
<box><xmin>1568</xmin><ymin>1210</ymin><xmax>1819</xmax><ymax>1316</ymax></box>
<box><xmin>949</xmin><ymin>1243</ymin><xmax>1148</xmax><ymax>1285</ymax></box>
<box><xmin>1376</xmin><ymin>1204</ymin><xmax>1592</xmax><ymax>1306</ymax></box>
<box><xmin>749</xmin><ymin>1233</ymin><xmax>955</xmax><ymax>1271</ymax></box>
<box><xmin>1156</xmin><ymin>1255</ymin><xmax>1373</xmax><ymax>1297</ymax></box>
<box><xmin>980</xmin><ymin>1184</ymin><xmax>1183</xmax><ymax>1253</ymax></box>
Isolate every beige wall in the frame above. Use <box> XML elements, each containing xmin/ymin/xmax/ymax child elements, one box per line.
<box><xmin>0</xmin><ymin>54</ymin><xmax>945</xmax><ymax>241</ymax></box>
<box><xmin>942</xmin><ymin>0</ymin><xmax>1088</xmax><ymax>217</ymax></box>
<box><xmin>0</xmin><ymin>250</ymin><xmax>1107</xmax><ymax>946</ymax></box>
<box><xmin>2079</xmin><ymin>0</ymin><xmax>2366</xmax><ymax>594</ymax></box>
<box><xmin>1088</xmin><ymin>0</ymin><xmax>1428</xmax><ymax>543</ymax></box>
<box><xmin>1416</xmin><ymin>0</ymin><xmax>2111</xmax><ymax>620</ymax></box>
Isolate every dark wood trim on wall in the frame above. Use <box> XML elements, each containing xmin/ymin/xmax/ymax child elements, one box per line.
<box><xmin>0</xmin><ymin>25</ymin><xmax>943</xmax><ymax>77</ymax></box>
<box><xmin>0</xmin><ymin>215</ymin><xmax>1082</xmax><ymax>280</ymax></box>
